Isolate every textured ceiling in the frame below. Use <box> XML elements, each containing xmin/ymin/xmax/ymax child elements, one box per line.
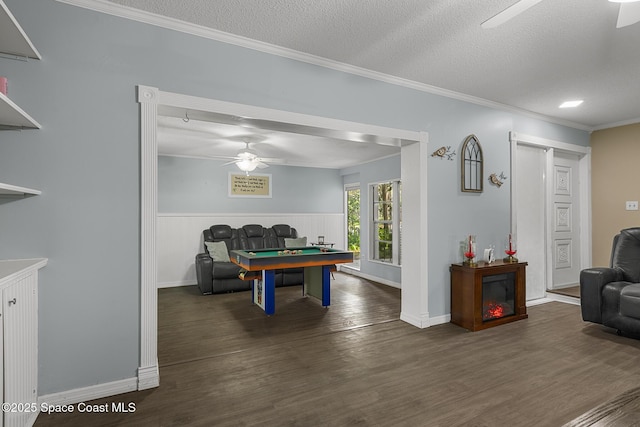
<box><xmin>96</xmin><ymin>0</ymin><xmax>640</xmax><ymax>168</ymax></box>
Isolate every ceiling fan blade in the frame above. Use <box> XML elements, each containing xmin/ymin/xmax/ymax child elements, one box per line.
<box><xmin>481</xmin><ymin>0</ymin><xmax>544</xmax><ymax>29</ymax></box>
<box><xmin>204</xmin><ymin>155</ymin><xmax>240</xmax><ymax>161</ymax></box>
<box><xmin>256</xmin><ymin>162</ymin><xmax>270</xmax><ymax>169</ymax></box>
<box><xmin>616</xmin><ymin>2</ymin><xmax>640</xmax><ymax>28</ymax></box>
<box><xmin>257</xmin><ymin>157</ymin><xmax>286</xmax><ymax>164</ymax></box>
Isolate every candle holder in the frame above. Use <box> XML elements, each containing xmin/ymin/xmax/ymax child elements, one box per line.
<box><xmin>504</xmin><ymin>233</ymin><xmax>518</xmax><ymax>263</ymax></box>
<box><xmin>463</xmin><ymin>235</ymin><xmax>477</xmax><ymax>267</ymax></box>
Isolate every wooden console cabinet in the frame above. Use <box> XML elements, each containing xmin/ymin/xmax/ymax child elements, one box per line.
<box><xmin>450</xmin><ymin>261</ymin><xmax>528</xmax><ymax>331</ymax></box>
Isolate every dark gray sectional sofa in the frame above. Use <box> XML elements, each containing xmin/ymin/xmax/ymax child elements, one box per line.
<box><xmin>195</xmin><ymin>223</ymin><xmax>305</xmax><ymax>294</ymax></box>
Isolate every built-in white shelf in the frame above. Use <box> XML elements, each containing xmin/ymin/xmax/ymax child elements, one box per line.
<box><xmin>0</xmin><ymin>0</ymin><xmax>41</xmax><ymax>130</ymax></box>
<box><xmin>0</xmin><ymin>91</ymin><xmax>41</xmax><ymax>129</ymax></box>
<box><xmin>0</xmin><ymin>182</ymin><xmax>41</xmax><ymax>197</ymax></box>
<box><xmin>0</xmin><ymin>1</ymin><xmax>42</xmax><ymax>206</ymax></box>
<box><xmin>0</xmin><ymin>258</ymin><xmax>47</xmax><ymax>289</ymax></box>
<box><xmin>0</xmin><ymin>0</ymin><xmax>41</xmax><ymax>60</ymax></box>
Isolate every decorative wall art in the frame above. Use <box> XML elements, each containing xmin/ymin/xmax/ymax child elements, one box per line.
<box><xmin>431</xmin><ymin>146</ymin><xmax>456</xmax><ymax>160</ymax></box>
<box><xmin>228</xmin><ymin>173</ymin><xmax>272</xmax><ymax>198</ymax></box>
<box><xmin>461</xmin><ymin>135</ymin><xmax>483</xmax><ymax>193</ymax></box>
<box><xmin>488</xmin><ymin>172</ymin><xmax>508</xmax><ymax>188</ymax></box>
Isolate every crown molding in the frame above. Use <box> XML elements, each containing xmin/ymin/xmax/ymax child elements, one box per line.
<box><xmin>57</xmin><ymin>0</ymin><xmax>593</xmax><ymax>131</ymax></box>
<box><xmin>591</xmin><ymin>116</ymin><xmax>640</xmax><ymax>131</ymax></box>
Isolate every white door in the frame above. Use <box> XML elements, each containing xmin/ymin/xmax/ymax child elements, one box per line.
<box><xmin>516</xmin><ymin>144</ymin><xmax>546</xmax><ymax>300</ymax></box>
<box><xmin>551</xmin><ymin>152</ymin><xmax>581</xmax><ymax>289</ymax></box>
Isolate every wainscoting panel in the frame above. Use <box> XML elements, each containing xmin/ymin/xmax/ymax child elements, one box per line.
<box><xmin>157</xmin><ymin>213</ymin><xmax>345</xmax><ymax>288</ymax></box>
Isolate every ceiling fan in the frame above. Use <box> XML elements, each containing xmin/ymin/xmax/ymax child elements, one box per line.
<box><xmin>482</xmin><ymin>0</ymin><xmax>640</xmax><ymax>29</ymax></box>
<box><xmin>221</xmin><ymin>141</ymin><xmax>284</xmax><ymax>174</ymax></box>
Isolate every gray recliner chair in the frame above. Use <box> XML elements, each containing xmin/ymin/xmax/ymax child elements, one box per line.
<box><xmin>580</xmin><ymin>227</ymin><xmax>640</xmax><ymax>337</ymax></box>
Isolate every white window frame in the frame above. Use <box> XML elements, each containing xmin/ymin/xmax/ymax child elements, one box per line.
<box><xmin>370</xmin><ymin>179</ymin><xmax>401</xmax><ymax>266</ymax></box>
<box><xmin>344</xmin><ymin>183</ymin><xmax>361</xmax><ymax>258</ymax></box>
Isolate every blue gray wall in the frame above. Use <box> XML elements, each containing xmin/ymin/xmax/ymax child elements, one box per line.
<box><xmin>0</xmin><ymin>0</ymin><xmax>589</xmax><ymax>395</ymax></box>
<box><xmin>158</xmin><ymin>156</ymin><xmax>343</xmax><ymax>213</ymax></box>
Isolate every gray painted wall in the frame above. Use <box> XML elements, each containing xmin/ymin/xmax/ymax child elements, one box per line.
<box><xmin>158</xmin><ymin>156</ymin><xmax>343</xmax><ymax>213</ymax></box>
<box><xmin>0</xmin><ymin>0</ymin><xmax>589</xmax><ymax>395</ymax></box>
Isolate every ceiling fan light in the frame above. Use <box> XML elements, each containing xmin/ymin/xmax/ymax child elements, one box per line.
<box><xmin>237</xmin><ymin>159</ymin><xmax>258</xmax><ymax>172</ymax></box>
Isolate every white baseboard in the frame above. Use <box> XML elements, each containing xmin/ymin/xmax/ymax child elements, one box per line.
<box><xmin>38</xmin><ymin>377</ymin><xmax>138</xmax><ymax>406</ymax></box>
<box><xmin>339</xmin><ymin>267</ymin><xmax>401</xmax><ymax>288</ymax></box>
<box><xmin>399</xmin><ymin>312</ymin><xmax>449</xmax><ymax>328</ymax></box>
<box><xmin>138</xmin><ymin>364</ymin><xmax>160</xmax><ymax>390</ymax></box>
<box><xmin>428</xmin><ymin>313</ymin><xmax>451</xmax><ymax>326</ymax></box>
<box><xmin>400</xmin><ymin>311</ymin><xmax>430</xmax><ymax>328</ymax></box>
<box><xmin>544</xmin><ymin>293</ymin><xmax>581</xmax><ymax>306</ymax></box>
<box><xmin>527</xmin><ymin>297</ymin><xmax>552</xmax><ymax>307</ymax></box>
<box><xmin>158</xmin><ymin>280</ymin><xmax>196</xmax><ymax>289</ymax></box>
<box><xmin>526</xmin><ymin>294</ymin><xmax>580</xmax><ymax>307</ymax></box>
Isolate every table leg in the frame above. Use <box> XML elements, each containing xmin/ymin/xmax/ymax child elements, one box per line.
<box><xmin>321</xmin><ymin>265</ymin><xmax>331</xmax><ymax>307</ymax></box>
<box><xmin>303</xmin><ymin>265</ymin><xmax>331</xmax><ymax>308</ymax></box>
<box><xmin>253</xmin><ymin>270</ymin><xmax>275</xmax><ymax>315</ymax></box>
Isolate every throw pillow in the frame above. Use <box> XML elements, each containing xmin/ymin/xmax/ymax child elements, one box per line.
<box><xmin>205</xmin><ymin>241</ymin><xmax>231</xmax><ymax>262</ymax></box>
<box><xmin>284</xmin><ymin>237</ymin><xmax>307</xmax><ymax>248</ymax></box>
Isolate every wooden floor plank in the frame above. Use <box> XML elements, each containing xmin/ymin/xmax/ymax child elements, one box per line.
<box><xmin>35</xmin><ymin>273</ymin><xmax>640</xmax><ymax>426</ymax></box>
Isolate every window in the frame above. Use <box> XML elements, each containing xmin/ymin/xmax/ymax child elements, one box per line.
<box><xmin>371</xmin><ymin>180</ymin><xmax>401</xmax><ymax>265</ymax></box>
<box><xmin>345</xmin><ymin>184</ymin><xmax>361</xmax><ymax>269</ymax></box>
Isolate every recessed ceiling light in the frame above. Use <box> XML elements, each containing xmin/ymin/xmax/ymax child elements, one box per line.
<box><xmin>559</xmin><ymin>100</ymin><xmax>584</xmax><ymax>108</ymax></box>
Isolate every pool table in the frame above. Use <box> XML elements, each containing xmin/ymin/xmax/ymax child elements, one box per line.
<box><xmin>230</xmin><ymin>247</ymin><xmax>354</xmax><ymax>315</ymax></box>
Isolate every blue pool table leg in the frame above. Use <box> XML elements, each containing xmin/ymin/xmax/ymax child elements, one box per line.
<box><xmin>321</xmin><ymin>265</ymin><xmax>331</xmax><ymax>307</ymax></box>
<box><xmin>263</xmin><ymin>269</ymin><xmax>275</xmax><ymax>315</ymax></box>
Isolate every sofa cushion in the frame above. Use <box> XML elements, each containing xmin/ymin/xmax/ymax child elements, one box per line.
<box><xmin>210</xmin><ymin>224</ymin><xmax>233</xmax><ymax>239</ymax></box>
<box><xmin>211</xmin><ymin>262</ymin><xmax>242</xmax><ymax>279</ymax></box>
<box><xmin>612</xmin><ymin>228</ymin><xmax>640</xmax><ymax>283</ymax></box>
<box><xmin>243</xmin><ymin>224</ymin><xmax>264</xmax><ymax>238</ymax></box>
<box><xmin>620</xmin><ymin>284</ymin><xmax>640</xmax><ymax>320</ymax></box>
<box><xmin>205</xmin><ymin>241</ymin><xmax>230</xmax><ymax>262</ymax></box>
<box><xmin>272</xmin><ymin>224</ymin><xmax>293</xmax><ymax>237</ymax></box>
<box><xmin>285</xmin><ymin>237</ymin><xmax>307</xmax><ymax>247</ymax></box>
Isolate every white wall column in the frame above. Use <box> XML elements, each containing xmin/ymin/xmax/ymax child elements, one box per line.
<box><xmin>400</xmin><ymin>132</ymin><xmax>429</xmax><ymax>327</ymax></box>
<box><xmin>137</xmin><ymin>85</ymin><xmax>159</xmax><ymax>390</ymax></box>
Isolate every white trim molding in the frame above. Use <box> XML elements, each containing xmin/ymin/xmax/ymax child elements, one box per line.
<box><xmin>509</xmin><ymin>131</ymin><xmax>592</xmax><ymax>296</ymax></box>
<box><xmin>138</xmin><ymin>85</ymin><xmax>425</xmax><ymax>391</ymax></box>
<box><xmin>38</xmin><ymin>377</ymin><xmax>138</xmax><ymax>407</ymax></box>
<box><xmin>138</xmin><ymin>85</ymin><xmax>160</xmax><ymax>390</ymax></box>
<box><xmin>340</xmin><ymin>267</ymin><xmax>400</xmax><ymax>289</ymax></box>
<box><xmin>399</xmin><ymin>132</ymin><xmax>430</xmax><ymax>328</ymax></box>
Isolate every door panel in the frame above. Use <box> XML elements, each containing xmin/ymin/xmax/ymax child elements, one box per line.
<box><xmin>551</xmin><ymin>153</ymin><xmax>581</xmax><ymax>288</ymax></box>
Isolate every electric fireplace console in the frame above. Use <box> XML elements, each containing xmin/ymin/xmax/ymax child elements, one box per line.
<box><xmin>450</xmin><ymin>261</ymin><xmax>528</xmax><ymax>331</ymax></box>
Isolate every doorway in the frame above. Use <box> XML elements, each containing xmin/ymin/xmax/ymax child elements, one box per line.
<box><xmin>551</xmin><ymin>152</ymin><xmax>582</xmax><ymax>290</ymax></box>
<box><xmin>137</xmin><ymin>85</ymin><xmax>428</xmax><ymax>390</ymax></box>
<box><xmin>510</xmin><ymin>132</ymin><xmax>591</xmax><ymax>302</ymax></box>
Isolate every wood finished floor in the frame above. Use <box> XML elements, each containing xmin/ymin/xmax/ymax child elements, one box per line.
<box><xmin>35</xmin><ymin>273</ymin><xmax>640</xmax><ymax>427</ymax></box>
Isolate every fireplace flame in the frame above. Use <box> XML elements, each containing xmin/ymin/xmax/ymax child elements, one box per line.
<box><xmin>483</xmin><ymin>301</ymin><xmax>505</xmax><ymax>320</ymax></box>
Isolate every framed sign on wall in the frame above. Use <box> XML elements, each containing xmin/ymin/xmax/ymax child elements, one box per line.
<box><xmin>228</xmin><ymin>173</ymin><xmax>272</xmax><ymax>198</ymax></box>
